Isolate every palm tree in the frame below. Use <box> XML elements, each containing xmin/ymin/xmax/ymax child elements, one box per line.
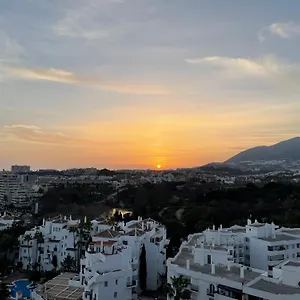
<box><xmin>0</xmin><ymin>282</ymin><xmax>10</xmax><ymax>300</ymax></box>
<box><xmin>68</xmin><ymin>226</ymin><xmax>79</xmax><ymax>269</ymax></box>
<box><xmin>24</xmin><ymin>234</ymin><xmax>32</xmax><ymax>270</ymax></box>
<box><xmin>34</xmin><ymin>231</ymin><xmax>44</xmax><ymax>271</ymax></box>
<box><xmin>166</xmin><ymin>275</ymin><xmax>191</xmax><ymax>300</ymax></box>
<box><xmin>61</xmin><ymin>254</ymin><xmax>76</xmax><ymax>272</ymax></box>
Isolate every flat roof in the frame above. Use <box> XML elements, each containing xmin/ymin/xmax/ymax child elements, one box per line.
<box><xmin>249</xmin><ymin>279</ymin><xmax>300</xmax><ymax>295</ymax></box>
<box><xmin>45</xmin><ymin>273</ymin><xmax>83</xmax><ymax>300</ymax></box>
<box><xmin>259</xmin><ymin>234</ymin><xmax>299</xmax><ymax>242</ymax></box>
<box><xmin>171</xmin><ymin>247</ymin><xmax>261</xmax><ymax>284</ymax></box>
<box><xmin>285</xmin><ymin>261</ymin><xmax>300</xmax><ymax>267</ymax></box>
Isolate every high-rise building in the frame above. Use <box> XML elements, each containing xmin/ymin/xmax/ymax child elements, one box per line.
<box><xmin>11</xmin><ymin>165</ymin><xmax>31</xmax><ymax>173</ymax></box>
<box><xmin>0</xmin><ymin>173</ymin><xmax>36</xmax><ymax>207</ymax></box>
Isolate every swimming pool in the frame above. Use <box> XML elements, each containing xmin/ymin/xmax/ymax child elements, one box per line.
<box><xmin>9</xmin><ymin>279</ymin><xmax>31</xmax><ymax>299</ymax></box>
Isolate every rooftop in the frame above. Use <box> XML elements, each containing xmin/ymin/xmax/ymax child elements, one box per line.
<box><xmin>172</xmin><ymin>247</ymin><xmax>260</xmax><ymax>284</ymax></box>
<box><xmin>44</xmin><ymin>273</ymin><xmax>83</xmax><ymax>300</ymax></box>
<box><xmin>249</xmin><ymin>279</ymin><xmax>300</xmax><ymax>295</ymax></box>
<box><xmin>93</xmin><ymin>229</ymin><xmax>123</xmax><ymax>238</ymax></box>
<box><xmin>284</xmin><ymin>261</ymin><xmax>300</xmax><ymax>267</ymax></box>
<box><xmin>259</xmin><ymin>234</ymin><xmax>299</xmax><ymax>242</ymax></box>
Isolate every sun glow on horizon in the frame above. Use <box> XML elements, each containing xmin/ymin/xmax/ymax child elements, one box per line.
<box><xmin>156</xmin><ymin>164</ymin><xmax>161</xmax><ymax>169</ymax></box>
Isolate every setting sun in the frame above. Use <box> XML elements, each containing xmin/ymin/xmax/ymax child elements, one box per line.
<box><xmin>157</xmin><ymin>164</ymin><xmax>161</xmax><ymax>169</ymax></box>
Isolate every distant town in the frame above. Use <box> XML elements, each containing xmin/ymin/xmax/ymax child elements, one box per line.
<box><xmin>1</xmin><ymin>161</ymin><xmax>300</xmax><ymax>299</ymax></box>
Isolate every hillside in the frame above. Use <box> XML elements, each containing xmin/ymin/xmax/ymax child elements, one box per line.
<box><xmin>226</xmin><ymin>137</ymin><xmax>300</xmax><ymax>164</ymax></box>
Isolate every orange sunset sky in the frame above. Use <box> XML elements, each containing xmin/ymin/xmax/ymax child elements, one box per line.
<box><xmin>1</xmin><ymin>0</ymin><xmax>300</xmax><ymax>169</ymax></box>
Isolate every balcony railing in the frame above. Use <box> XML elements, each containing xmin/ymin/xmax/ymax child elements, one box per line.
<box><xmin>127</xmin><ymin>280</ymin><xmax>137</xmax><ymax>288</ymax></box>
<box><xmin>207</xmin><ymin>288</ymin><xmax>215</xmax><ymax>296</ymax></box>
<box><xmin>190</xmin><ymin>284</ymin><xmax>198</xmax><ymax>292</ymax></box>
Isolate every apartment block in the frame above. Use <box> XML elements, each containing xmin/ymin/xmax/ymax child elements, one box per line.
<box><xmin>0</xmin><ymin>173</ymin><xmax>37</xmax><ymax>207</ymax></box>
<box><xmin>30</xmin><ymin>216</ymin><xmax>169</xmax><ymax>300</ymax></box>
<box><xmin>18</xmin><ymin>215</ymin><xmax>80</xmax><ymax>271</ymax></box>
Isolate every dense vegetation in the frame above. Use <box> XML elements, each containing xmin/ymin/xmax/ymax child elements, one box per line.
<box><xmin>36</xmin><ymin>181</ymin><xmax>300</xmax><ymax>252</ymax></box>
<box><xmin>116</xmin><ymin>182</ymin><xmax>300</xmax><ymax>249</ymax></box>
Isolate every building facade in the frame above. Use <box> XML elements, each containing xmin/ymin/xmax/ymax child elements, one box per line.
<box><xmin>19</xmin><ymin>216</ymin><xmax>80</xmax><ymax>271</ymax></box>
<box><xmin>30</xmin><ymin>216</ymin><xmax>168</xmax><ymax>300</ymax></box>
<box><xmin>168</xmin><ymin>231</ymin><xmax>300</xmax><ymax>300</ymax></box>
<box><xmin>0</xmin><ymin>173</ymin><xmax>37</xmax><ymax>207</ymax></box>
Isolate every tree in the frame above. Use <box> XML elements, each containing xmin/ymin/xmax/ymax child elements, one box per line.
<box><xmin>24</xmin><ymin>234</ymin><xmax>32</xmax><ymax>269</ymax></box>
<box><xmin>166</xmin><ymin>275</ymin><xmax>191</xmax><ymax>300</ymax></box>
<box><xmin>34</xmin><ymin>231</ymin><xmax>44</xmax><ymax>271</ymax></box>
<box><xmin>0</xmin><ymin>282</ymin><xmax>10</xmax><ymax>300</ymax></box>
<box><xmin>61</xmin><ymin>254</ymin><xmax>76</xmax><ymax>272</ymax></box>
<box><xmin>68</xmin><ymin>226</ymin><xmax>78</xmax><ymax>269</ymax></box>
<box><xmin>52</xmin><ymin>255</ymin><xmax>58</xmax><ymax>270</ymax></box>
<box><xmin>139</xmin><ymin>244</ymin><xmax>147</xmax><ymax>291</ymax></box>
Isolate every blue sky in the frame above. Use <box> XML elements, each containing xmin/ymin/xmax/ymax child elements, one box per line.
<box><xmin>1</xmin><ymin>0</ymin><xmax>300</xmax><ymax>169</ymax></box>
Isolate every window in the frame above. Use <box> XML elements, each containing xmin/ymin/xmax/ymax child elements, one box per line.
<box><xmin>207</xmin><ymin>255</ymin><xmax>212</xmax><ymax>264</ymax></box>
<box><xmin>268</xmin><ymin>265</ymin><xmax>273</xmax><ymax>271</ymax></box>
<box><xmin>115</xmin><ymin>279</ymin><xmax>118</xmax><ymax>285</ymax></box>
<box><xmin>104</xmin><ymin>281</ymin><xmax>108</xmax><ymax>287</ymax></box>
<box><xmin>114</xmin><ymin>292</ymin><xmax>117</xmax><ymax>298</ymax></box>
<box><xmin>123</xmin><ymin>241</ymin><xmax>128</xmax><ymax>245</ymax></box>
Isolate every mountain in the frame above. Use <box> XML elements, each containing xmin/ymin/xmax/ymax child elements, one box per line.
<box><xmin>226</xmin><ymin>137</ymin><xmax>300</xmax><ymax>164</ymax></box>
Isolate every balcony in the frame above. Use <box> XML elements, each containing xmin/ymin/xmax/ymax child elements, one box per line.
<box><xmin>190</xmin><ymin>284</ymin><xmax>198</xmax><ymax>292</ymax></box>
<box><xmin>127</xmin><ymin>280</ymin><xmax>137</xmax><ymax>288</ymax></box>
<box><xmin>207</xmin><ymin>288</ymin><xmax>215</xmax><ymax>296</ymax></box>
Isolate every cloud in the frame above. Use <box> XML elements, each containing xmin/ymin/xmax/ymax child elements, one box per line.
<box><xmin>0</xmin><ymin>31</ymin><xmax>24</xmax><ymax>63</ymax></box>
<box><xmin>3</xmin><ymin>125</ymin><xmax>81</xmax><ymax>145</ymax></box>
<box><xmin>0</xmin><ymin>30</ymin><xmax>25</xmax><ymax>81</ymax></box>
<box><xmin>258</xmin><ymin>22</ymin><xmax>300</xmax><ymax>41</ymax></box>
<box><xmin>53</xmin><ymin>0</ymin><xmax>124</xmax><ymax>40</ymax></box>
<box><xmin>4</xmin><ymin>66</ymin><xmax>170</xmax><ymax>95</ymax></box>
<box><xmin>185</xmin><ymin>55</ymin><xmax>284</xmax><ymax>78</ymax></box>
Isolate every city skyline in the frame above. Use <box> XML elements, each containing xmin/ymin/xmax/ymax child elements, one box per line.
<box><xmin>1</xmin><ymin>0</ymin><xmax>300</xmax><ymax>169</ymax></box>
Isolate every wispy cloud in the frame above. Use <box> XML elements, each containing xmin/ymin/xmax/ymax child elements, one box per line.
<box><xmin>4</xmin><ymin>66</ymin><xmax>170</xmax><ymax>95</ymax></box>
<box><xmin>0</xmin><ymin>30</ymin><xmax>25</xmax><ymax>82</ymax></box>
<box><xmin>53</xmin><ymin>0</ymin><xmax>124</xmax><ymax>40</ymax></box>
<box><xmin>185</xmin><ymin>55</ymin><xmax>283</xmax><ymax>78</ymax></box>
<box><xmin>3</xmin><ymin>125</ymin><xmax>81</xmax><ymax>145</ymax></box>
<box><xmin>258</xmin><ymin>22</ymin><xmax>300</xmax><ymax>41</ymax></box>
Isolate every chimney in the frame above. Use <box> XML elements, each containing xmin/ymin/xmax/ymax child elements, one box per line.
<box><xmin>227</xmin><ymin>261</ymin><xmax>231</xmax><ymax>271</ymax></box>
<box><xmin>64</xmin><ymin>215</ymin><xmax>67</xmax><ymax>221</ymax></box>
<box><xmin>142</xmin><ymin>222</ymin><xmax>145</xmax><ymax>231</ymax></box>
<box><xmin>255</xmin><ymin>219</ymin><xmax>258</xmax><ymax>223</ymax></box>
<box><xmin>213</xmin><ymin>225</ymin><xmax>216</xmax><ymax>231</ymax></box>
<box><xmin>84</xmin><ymin>216</ymin><xmax>87</xmax><ymax>223</ymax></box>
<box><xmin>42</xmin><ymin>218</ymin><xmax>45</xmax><ymax>226</ymax></box>
<box><xmin>211</xmin><ymin>263</ymin><xmax>215</xmax><ymax>274</ymax></box>
<box><xmin>101</xmin><ymin>240</ymin><xmax>104</xmax><ymax>253</ymax></box>
<box><xmin>186</xmin><ymin>259</ymin><xmax>190</xmax><ymax>270</ymax></box>
<box><xmin>220</xmin><ymin>224</ymin><xmax>223</xmax><ymax>230</ymax></box>
<box><xmin>247</xmin><ymin>219</ymin><xmax>251</xmax><ymax>225</ymax></box>
<box><xmin>69</xmin><ymin>215</ymin><xmax>72</xmax><ymax>221</ymax></box>
<box><xmin>201</xmin><ymin>241</ymin><xmax>204</xmax><ymax>249</ymax></box>
<box><xmin>240</xmin><ymin>266</ymin><xmax>245</xmax><ymax>279</ymax></box>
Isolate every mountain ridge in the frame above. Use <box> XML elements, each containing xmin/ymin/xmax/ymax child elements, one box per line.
<box><xmin>225</xmin><ymin>137</ymin><xmax>300</xmax><ymax>163</ymax></box>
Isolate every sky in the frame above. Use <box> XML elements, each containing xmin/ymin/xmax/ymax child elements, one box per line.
<box><xmin>1</xmin><ymin>0</ymin><xmax>300</xmax><ymax>170</ymax></box>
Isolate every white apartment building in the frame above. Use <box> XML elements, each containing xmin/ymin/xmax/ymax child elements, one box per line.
<box><xmin>168</xmin><ymin>237</ymin><xmax>300</xmax><ymax>300</ymax></box>
<box><xmin>187</xmin><ymin>220</ymin><xmax>300</xmax><ymax>273</ymax></box>
<box><xmin>0</xmin><ymin>211</ymin><xmax>18</xmax><ymax>231</ymax></box>
<box><xmin>0</xmin><ymin>173</ymin><xmax>37</xmax><ymax>207</ymax></box>
<box><xmin>31</xmin><ymin>216</ymin><xmax>169</xmax><ymax>300</ymax></box>
<box><xmin>19</xmin><ymin>215</ymin><xmax>80</xmax><ymax>271</ymax></box>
